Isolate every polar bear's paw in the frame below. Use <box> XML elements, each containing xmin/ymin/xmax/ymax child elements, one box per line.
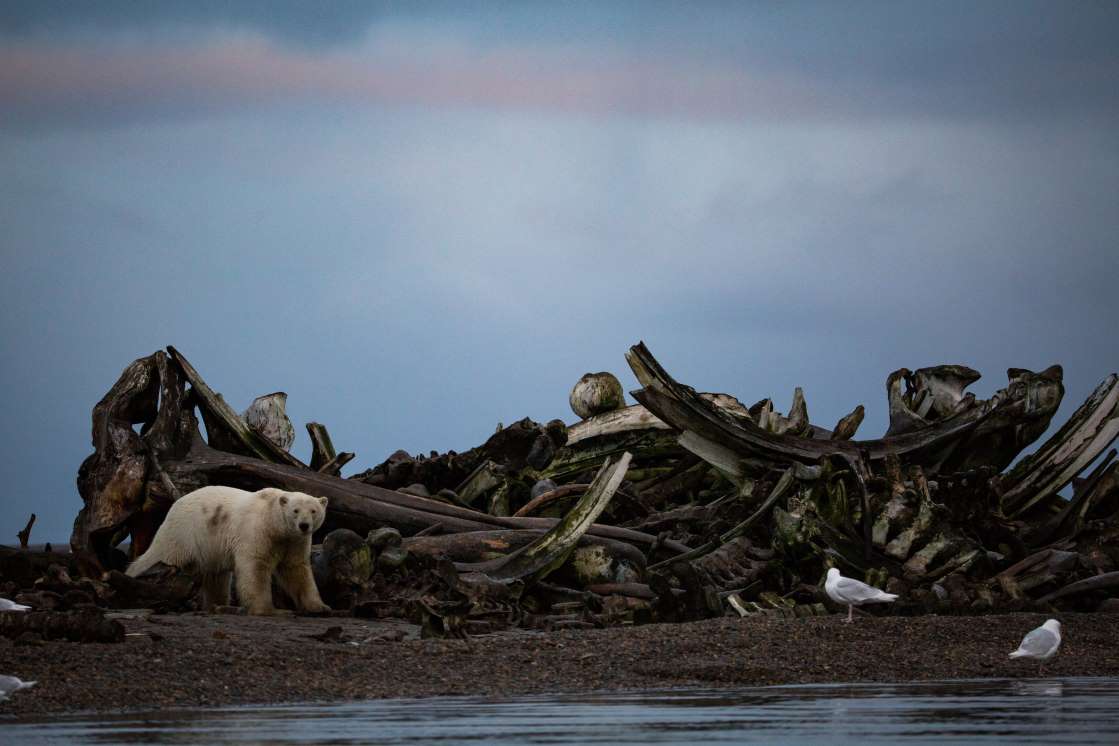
<box><xmin>300</xmin><ymin>600</ymin><xmax>333</xmax><ymax>615</ymax></box>
<box><xmin>247</xmin><ymin>605</ymin><xmax>295</xmax><ymax>617</ymax></box>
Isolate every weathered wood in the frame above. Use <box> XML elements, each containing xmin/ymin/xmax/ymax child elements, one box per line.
<box><xmin>566</xmin><ymin>394</ymin><xmax>753</xmax><ymax>445</ymax></box>
<box><xmin>158</xmin><ymin>439</ymin><xmax>686</xmax><ymax>553</ymax></box>
<box><xmin>74</xmin><ymin>350</ymin><xmax>210</xmax><ymax>563</ymax></box>
<box><xmin>544</xmin><ymin>427</ymin><xmax>682</xmax><ymax>482</ymax></box>
<box><xmin>649</xmin><ymin>466</ymin><xmax>796</xmax><ymax>572</ymax></box>
<box><xmin>306</xmin><ymin>422</ymin><xmax>338</xmax><ymax>471</ymax></box>
<box><xmin>161</xmin><ymin>442</ymin><xmax>500</xmax><ymax>537</ymax></box>
<box><xmin>17</xmin><ymin>514</ymin><xmax>35</xmax><ymax>549</ymax></box>
<box><xmin>774</xmin><ymin>387</ymin><xmax>809</xmax><ymax>437</ymax></box>
<box><xmin>317</xmin><ymin>451</ymin><xmax>354</xmax><ymax>477</ymax></box>
<box><xmin>74</xmin><ymin>352</ymin><xmax>162</xmax><ymax>558</ymax></box>
<box><xmin>455</xmin><ymin>460</ymin><xmax>504</xmax><ymax>507</ymax></box>
<box><xmin>831</xmin><ymin>405</ymin><xmax>865</xmax><ymax>441</ymax></box>
<box><xmin>567</xmin><ymin>404</ymin><xmax>669</xmax><ymax>444</ymax></box>
<box><xmin>405</xmin><ymin>530</ymin><xmax>542</xmax><ymax>562</ymax></box>
<box><xmin>888</xmin><ymin>366</ymin><xmax>984</xmax><ymax>436</ymax></box>
<box><xmin>1085</xmin><ymin>460</ymin><xmax>1119</xmax><ymax>520</ymax></box>
<box><xmin>676</xmin><ymin>431</ymin><xmax>748</xmax><ymax>484</ymax></box>
<box><xmin>632</xmin><ymin>456</ymin><xmax>709</xmax><ymax>508</ymax></box>
<box><xmin>625</xmin><ymin>341</ymin><xmax>1049</xmax><ymax>474</ymax></box>
<box><xmin>1027</xmin><ymin>449</ymin><xmax>1117</xmax><ymax>546</ymax></box>
<box><xmin>354</xmin><ymin>417</ymin><xmax>567</xmax><ymax>495</ymax></box>
<box><xmin>885</xmin><ymin>368</ymin><xmax>927</xmax><ymax>436</ymax></box>
<box><xmin>242</xmin><ymin>392</ymin><xmax>295</xmax><ymax>451</ymax></box>
<box><xmin>463</xmin><ymin>453</ymin><xmax>632</xmax><ymax>584</ymax></box>
<box><xmin>513</xmin><ymin>484</ymin><xmax>589</xmax><ymax>518</ymax></box>
<box><xmin>996</xmin><ymin>545</ymin><xmax>1077</xmax><ymax>581</ymax></box>
<box><xmin>587</xmin><ymin>582</ymin><xmax>655</xmax><ymax>599</ymax></box>
<box><xmin>143</xmin><ymin>351</ymin><xmax>196</xmax><ymax>460</ymax></box>
<box><xmin>1036</xmin><ymin>570</ymin><xmax>1119</xmax><ymax>604</ymax></box>
<box><xmin>167</xmin><ymin>346</ymin><xmax>307</xmax><ymax>469</ymax></box>
<box><xmin>512</xmin><ymin>515</ymin><xmax>689</xmax><ymax>555</ymax></box>
<box><xmin>1000</xmin><ymin>374</ymin><xmax>1119</xmax><ymax>516</ymax></box>
<box><xmin>404</xmin><ymin>529</ymin><xmax>645</xmax><ymax>575</ymax></box>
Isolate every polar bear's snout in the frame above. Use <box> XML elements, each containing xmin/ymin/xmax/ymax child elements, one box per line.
<box><xmin>299</xmin><ymin>521</ymin><xmax>311</xmax><ymax>533</ymax></box>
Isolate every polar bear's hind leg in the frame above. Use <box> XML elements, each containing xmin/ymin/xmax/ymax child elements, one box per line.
<box><xmin>125</xmin><ymin>529</ymin><xmax>179</xmax><ymax>577</ymax></box>
<box><xmin>201</xmin><ymin>571</ymin><xmax>232</xmax><ymax>610</ymax></box>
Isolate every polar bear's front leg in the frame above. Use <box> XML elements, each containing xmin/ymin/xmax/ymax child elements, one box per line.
<box><xmin>277</xmin><ymin>558</ymin><xmax>332</xmax><ymax>614</ymax></box>
<box><xmin>235</xmin><ymin>555</ymin><xmax>284</xmax><ymax>616</ymax></box>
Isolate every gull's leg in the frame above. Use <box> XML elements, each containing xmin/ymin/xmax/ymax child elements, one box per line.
<box><xmin>845</xmin><ymin>604</ymin><xmax>854</xmax><ymax>623</ymax></box>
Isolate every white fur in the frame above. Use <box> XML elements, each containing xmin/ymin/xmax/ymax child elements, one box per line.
<box><xmin>127</xmin><ymin>486</ymin><xmax>330</xmax><ymax>615</ymax></box>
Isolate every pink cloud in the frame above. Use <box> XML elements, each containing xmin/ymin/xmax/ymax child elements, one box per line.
<box><xmin>0</xmin><ymin>35</ymin><xmax>840</xmax><ymax>126</ymax></box>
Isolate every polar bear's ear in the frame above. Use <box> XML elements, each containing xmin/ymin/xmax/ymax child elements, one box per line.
<box><xmin>279</xmin><ymin>495</ymin><xmax>288</xmax><ymax>506</ymax></box>
<box><xmin>318</xmin><ymin>496</ymin><xmax>328</xmax><ymax>508</ymax></box>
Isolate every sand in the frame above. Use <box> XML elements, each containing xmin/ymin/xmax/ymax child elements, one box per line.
<box><xmin>1</xmin><ymin>611</ymin><xmax>1116</xmax><ymax>718</ymax></box>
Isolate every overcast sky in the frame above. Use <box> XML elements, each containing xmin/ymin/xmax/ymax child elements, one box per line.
<box><xmin>1</xmin><ymin>2</ymin><xmax>1117</xmax><ymax>542</ymax></box>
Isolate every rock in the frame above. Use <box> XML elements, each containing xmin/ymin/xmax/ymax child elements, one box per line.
<box><xmin>569</xmin><ymin>372</ymin><xmax>626</xmax><ymax>420</ymax></box>
<box><xmin>61</xmin><ymin>589</ymin><xmax>96</xmax><ymax>609</ymax></box>
<box><xmin>13</xmin><ymin>632</ymin><xmax>43</xmax><ymax>646</ymax></box>
<box><xmin>1097</xmin><ymin>598</ymin><xmax>1119</xmax><ymax>614</ymax></box>
<box><xmin>377</xmin><ymin>546</ymin><xmax>409</xmax><ymax>571</ymax></box>
<box><xmin>14</xmin><ymin>591</ymin><xmax>62</xmax><ymax>611</ymax></box>
<box><xmin>399</xmin><ymin>483</ymin><xmax>431</xmax><ymax>498</ymax></box>
<box><xmin>366</xmin><ymin>527</ymin><xmax>402</xmax><ymax>552</ymax></box>
<box><xmin>526</xmin><ymin>434</ymin><xmax>557</xmax><ymax>470</ymax></box>
<box><xmin>381</xmin><ymin>450</ymin><xmax>417</xmax><ymax>486</ymax></box>
<box><xmin>531</xmin><ymin>479</ymin><xmax>558</xmax><ymax>499</ymax></box>
<box><xmin>312</xmin><ymin>529</ymin><xmax>373</xmax><ymax>608</ymax></box>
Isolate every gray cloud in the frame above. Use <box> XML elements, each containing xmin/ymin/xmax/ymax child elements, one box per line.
<box><xmin>0</xmin><ymin>0</ymin><xmax>391</xmax><ymax>47</ymax></box>
<box><xmin>2</xmin><ymin>2</ymin><xmax>1117</xmax><ymax>133</ymax></box>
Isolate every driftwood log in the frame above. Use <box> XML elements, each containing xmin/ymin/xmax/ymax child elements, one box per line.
<box><xmin>625</xmin><ymin>341</ymin><xmax>1063</xmax><ymax>475</ymax></box>
<box><xmin>60</xmin><ymin>340</ymin><xmax>1119</xmax><ymax>628</ymax></box>
<box><xmin>72</xmin><ymin>348</ymin><xmax>686</xmax><ymax>568</ymax></box>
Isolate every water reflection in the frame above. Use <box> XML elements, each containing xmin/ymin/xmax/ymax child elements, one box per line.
<box><xmin>7</xmin><ymin>677</ymin><xmax>1117</xmax><ymax>745</ymax></box>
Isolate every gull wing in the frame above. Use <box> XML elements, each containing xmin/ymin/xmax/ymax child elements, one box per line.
<box><xmin>833</xmin><ymin>576</ymin><xmax>889</xmax><ymax>603</ymax></box>
<box><xmin>1015</xmin><ymin>627</ymin><xmax>1059</xmax><ymax>657</ymax></box>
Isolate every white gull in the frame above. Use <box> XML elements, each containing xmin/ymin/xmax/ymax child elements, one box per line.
<box><xmin>1009</xmin><ymin>618</ymin><xmax>1062</xmax><ymax>675</ymax></box>
<box><xmin>825</xmin><ymin>567</ymin><xmax>898</xmax><ymax>623</ymax></box>
<box><xmin>0</xmin><ymin>675</ymin><xmax>36</xmax><ymax>702</ymax></box>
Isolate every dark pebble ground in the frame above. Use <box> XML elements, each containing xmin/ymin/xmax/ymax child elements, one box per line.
<box><xmin>1</xmin><ymin>612</ymin><xmax>1116</xmax><ymax>719</ymax></box>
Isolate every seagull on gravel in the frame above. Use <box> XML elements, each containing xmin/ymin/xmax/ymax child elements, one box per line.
<box><xmin>0</xmin><ymin>675</ymin><xmax>36</xmax><ymax>701</ymax></box>
<box><xmin>0</xmin><ymin>598</ymin><xmax>30</xmax><ymax>612</ymax></box>
<box><xmin>1009</xmin><ymin>619</ymin><xmax>1062</xmax><ymax>675</ymax></box>
<box><xmin>824</xmin><ymin>567</ymin><xmax>899</xmax><ymax>623</ymax></box>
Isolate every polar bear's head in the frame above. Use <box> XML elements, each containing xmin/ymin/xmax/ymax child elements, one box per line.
<box><xmin>269</xmin><ymin>490</ymin><xmax>328</xmax><ymax>537</ymax></box>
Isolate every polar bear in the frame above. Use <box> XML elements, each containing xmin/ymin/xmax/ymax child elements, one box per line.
<box><xmin>127</xmin><ymin>486</ymin><xmax>331</xmax><ymax>616</ymax></box>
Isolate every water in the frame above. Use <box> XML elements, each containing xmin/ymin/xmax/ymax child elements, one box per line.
<box><xmin>6</xmin><ymin>677</ymin><xmax>1118</xmax><ymax>745</ymax></box>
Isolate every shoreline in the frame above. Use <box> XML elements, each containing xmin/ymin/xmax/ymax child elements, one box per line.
<box><xmin>2</xmin><ymin>612</ymin><xmax>1117</xmax><ymax>719</ymax></box>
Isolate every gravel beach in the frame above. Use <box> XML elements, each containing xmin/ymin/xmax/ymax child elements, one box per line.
<box><xmin>1</xmin><ymin>611</ymin><xmax>1116</xmax><ymax>718</ymax></box>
